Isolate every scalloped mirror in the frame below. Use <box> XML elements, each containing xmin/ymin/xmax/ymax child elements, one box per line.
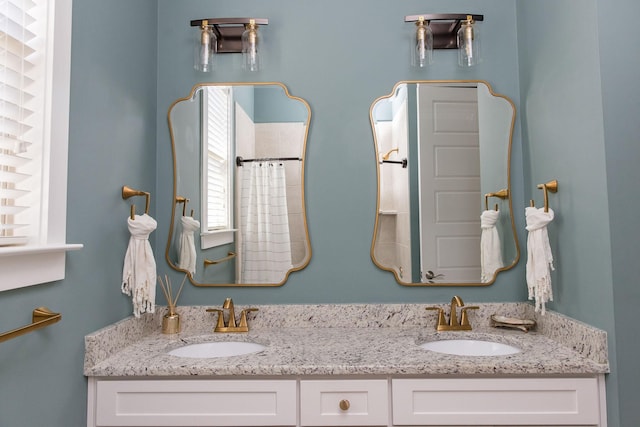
<box><xmin>370</xmin><ymin>80</ymin><xmax>519</xmax><ymax>286</ymax></box>
<box><xmin>166</xmin><ymin>82</ymin><xmax>311</xmax><ymax>286</ymax></box>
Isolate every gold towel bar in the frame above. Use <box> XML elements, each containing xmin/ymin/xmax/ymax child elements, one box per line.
<box><xmin>122</xmin><ymin>185</ymin><xmax>151</xmax><ymax>219</ymax></box>
<box><xmin>204</xmin><ymin>252</ymin><xmax>237</xmax><ymax>267</ymax></box>
<box><xmin>0</xmin><ymin>307</ymin><xmax>61</xmax><ymax>344</ymax></box>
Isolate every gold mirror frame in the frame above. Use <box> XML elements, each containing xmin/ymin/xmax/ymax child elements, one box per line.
<box><xmin>165</xmin><ymin>82</ymin><xmax>312</xmax><ymax>287</ymax></box>
<box><xmin>370</xmin><ymin>80</ymin><xmax>519</xmax><ymax>286</ymax></box>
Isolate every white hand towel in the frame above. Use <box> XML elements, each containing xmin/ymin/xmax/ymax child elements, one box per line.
<box><xmin>177</xmin><ymin>215</ymin><xmax>200</xmax><ymax>275</ymax></box>
<box><xmin>480</xmin><ymin>209</ymin><xmax>504</xmax><ymax>283</ymax></box>
<box><xmin>525</xmin><ymin>206</ymin><xmax>555</xmax><ymax>314</ymax></box>
<box><xmin>122</xmin><ymin>213</ymin><xmax>157</xmax><ymax>318</ymax></box>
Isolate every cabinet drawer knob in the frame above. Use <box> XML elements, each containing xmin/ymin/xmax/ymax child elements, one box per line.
<box><xmin>339</xmin><ymin>399</ymin><xmax>350</xmax><ymax>411</ymax></box>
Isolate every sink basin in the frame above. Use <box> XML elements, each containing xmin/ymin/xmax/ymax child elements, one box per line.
<box><xmin>420</xmin><ymin>339</ymin><xmax>520</xmax><ymax>356</ymax></box>
<box><xmin>168</xmin><ymin>341</ymin><xmax>266</xmax><ymax>358</ymax></box>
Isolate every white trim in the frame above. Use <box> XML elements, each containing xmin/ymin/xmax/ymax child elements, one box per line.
<box><xmin>0</xmin><ymin>245</ymin><xmax>82</xmax><ymax>292</ymax></box>
<box><xmin>201</xmin><ymin>230</ymin><xmax>236</xmax><ymax>249</ymax></box>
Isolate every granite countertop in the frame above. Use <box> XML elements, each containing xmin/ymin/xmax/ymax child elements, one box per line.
<box><xmin>84</xmin><ymin>303</ymin><xmax>609</xmax><ymax>377</ymax></box>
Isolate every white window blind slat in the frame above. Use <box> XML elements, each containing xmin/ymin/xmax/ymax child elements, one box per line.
<box><xmin>1</xmin><ymin>0</ymin><xmax>45</xmax><ymax>243</ymax></box>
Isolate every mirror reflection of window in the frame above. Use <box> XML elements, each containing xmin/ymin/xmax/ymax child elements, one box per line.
<box><xmin>203</xmin><ymin>86</ymin><xmax>233</xmax><ymax>235</ymax></box>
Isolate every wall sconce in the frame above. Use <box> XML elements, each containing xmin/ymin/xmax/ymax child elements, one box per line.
<box><xmin>190</xmin><ymin>18</ymin><xmax>268</xmax><ymax>72</ymax></box>
<box><xmin>405</xmin><ymin>14</ymin><xmax>483</xmax><ymax>68</ymax></box>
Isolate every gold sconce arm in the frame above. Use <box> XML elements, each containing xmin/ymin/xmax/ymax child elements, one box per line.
<box><xmin>204</xmin><ymin>252</ymin><xmax>237</xmax><ymax>267</ymax></box>
<box><xmin>0</xmin><ymin>307</ymin><xmax>61</xmax><ymax>344</ymax></box>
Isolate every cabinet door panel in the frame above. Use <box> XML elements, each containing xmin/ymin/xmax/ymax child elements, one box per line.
<box><xmin>392</xmin><ymin>377</ymin><xmax>600</xmax><ymax>426</ymax></box>
<box><xmin>95</xmin><ymin>379</ymin><xmax>297</xmax><ymax>426</ymax></box>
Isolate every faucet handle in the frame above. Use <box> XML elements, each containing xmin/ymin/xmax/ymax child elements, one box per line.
<box><xmin>460</xmin><ymin>306</ymin><xmax>479</xmax><ymax>327</ymax></box>
<box><xmin>238</xmin><ymin>308</ymin><xmax>259</xmax><ymax>328</ymax></box>
<box><xmin>206</xmin><ymin>308</ymin><xmax>225</xmax><ymax>331</ymax></box>
<box><xmin>426</xmin><ymin>307</ymin><xmax>446</xmax><ymax>329</ymax></box>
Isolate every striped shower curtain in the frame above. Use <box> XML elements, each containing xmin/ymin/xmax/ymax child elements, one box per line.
<box><xmin>238</xmin><ymin>162</ymin><xmax>292</xmax><ymax>283</ymax></box>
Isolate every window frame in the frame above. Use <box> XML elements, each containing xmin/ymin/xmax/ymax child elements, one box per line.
<box><xmin>0</xmin><ymin>0</ymin><xmax>82</xmax><ymax>292</ymax></box>
<box><xmin>200</xmin><ymin>86</ymin><xmax>235</xmax><ymax>249</ymax></box>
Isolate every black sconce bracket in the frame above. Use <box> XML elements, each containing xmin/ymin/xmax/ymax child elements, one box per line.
<box><xmin>405</xmin><ymin>14</ymin><xmax>484</xmax><ymax>49</ymax></box>
<box><xmin>190</xmin><ymin>18</ymin><xmax>268</xmax><ymax>53</ymax></box>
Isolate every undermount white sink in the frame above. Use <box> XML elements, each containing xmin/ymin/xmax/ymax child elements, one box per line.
<box><xmin>168</xmin><ymin>341</ymin><xmax>266</xmax><ymax>358</ymax></box>
<box><xmin>420</xmin><ymin>339</ymin><xmax>520</xmax><ymax>356</ymax></box>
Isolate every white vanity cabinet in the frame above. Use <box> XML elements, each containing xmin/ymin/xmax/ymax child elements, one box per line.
<box><xmin>87</xmin><ymin>376</ymin><xmax>607</xmax><ymax>427</ymax></box>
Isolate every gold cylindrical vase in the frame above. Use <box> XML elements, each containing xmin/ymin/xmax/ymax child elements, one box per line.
<box><xmin>162</xmin><ymin>312</ymin><xmax>181</xmax><ymax>334</ymax></box>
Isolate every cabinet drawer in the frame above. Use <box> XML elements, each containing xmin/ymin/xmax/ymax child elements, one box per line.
<box><xmin>392</xmin><ymin>377</ymin><xmax>600</xmax><ymax>426</ymax></box>
<box><xmin>300</xmin><ymin>379</ymin><xmax>389</xmax><ymax>426</ymax></box>
<box><xmin>94</xmin><ymin>379</ymin><xmax>297</xmax><ymax>426</ymax></box>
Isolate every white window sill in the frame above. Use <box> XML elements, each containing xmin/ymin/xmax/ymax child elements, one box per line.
<box><xmin>201</xmin><ymin>230</ymin><xmax>236</xmax><ymax>249</ymax></box>
<box><xmin>0</xmin><ymin>243</ymin><xmax>83</xmax><ymax>292</ymax></box>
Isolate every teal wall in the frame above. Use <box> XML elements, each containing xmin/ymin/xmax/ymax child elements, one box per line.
<box><xmin>0</xmin><ymin>1</ymin><xmax>158</xmax><ymax>426</ymax></box>
<box><xmin>515</xmin><ymin>0</ymin><xmax>617</xmax><ymax>423</ymax></box>
<box><xmin>156</xmin><ymin>0</ymin><xmax>526</xmax><ymax>305</ymax></box>
<box><xmin>596</xmin><ymin>0</ymin><xmax>640</xmax><ymax>426</ymax></box>
<box><xmin>0</xmin><ymin>1</ymin><xmax>637</xmax><ymax>426</ymax></box>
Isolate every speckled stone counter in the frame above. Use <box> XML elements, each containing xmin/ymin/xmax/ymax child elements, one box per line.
<box><xmin>84</xmin><ymin>303</ymin><xmax>609</xmax><ymax>377</ymax></box>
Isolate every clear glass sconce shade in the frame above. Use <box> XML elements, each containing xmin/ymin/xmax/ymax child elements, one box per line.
<box><xmin>457</xmin><ymin>16</ymin><xmax>480</xmax><ymax>67</ymax></box>
<box><xmin>242</xmin><ymin>20</ymin><xmax>262</xmax><ymax>72</ymax></box>
<box><xmin>194</xmin><ymin>23</ymin><xmax>216</xmax><ymax>72</ymax></box>
<box><xmin>411</xmin><ymin>18</ymin><xmax>433</xmax><ymax>68</ymax></box>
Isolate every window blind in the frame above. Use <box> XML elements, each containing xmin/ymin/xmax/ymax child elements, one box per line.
<box><xmin>205</xmin><ymin>86</ymin><xmax>231</xmax><ymax>231</ymax></box>
<box><xmin>1</xmin><ymin>0</ymin><xmax>46</xmax><ymax>246</ymax></box>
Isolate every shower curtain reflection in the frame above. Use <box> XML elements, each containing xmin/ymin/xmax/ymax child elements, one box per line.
<box><xmin>237</xmin><ymin>162</ymin><xmax>292</xmax><ymax>283</ymax></box>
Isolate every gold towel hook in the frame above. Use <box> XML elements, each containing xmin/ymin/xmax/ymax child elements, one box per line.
<box><xmin>122</xmin><ymin>185</ymin><xmax>151</xmax><ymax>218</ymax></box>
<box><xmin>484</xmin><ymin>188</ymin><xmax>509</xmax><ymax>211</ymax></box>
<box><xmin>536</xmin><ymin>179</ymin><xmax>558</xmax><ymax>213</ymax></box>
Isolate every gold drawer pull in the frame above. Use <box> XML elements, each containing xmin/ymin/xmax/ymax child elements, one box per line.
<box><xmin>339</xmin><ymin>399</ymin><xmax>350</xmax><ymax>411</ymax></box>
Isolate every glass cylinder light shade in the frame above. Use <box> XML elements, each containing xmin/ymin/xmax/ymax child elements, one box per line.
<box><xmin>457</xmin><ymin>16</ymin><xmax>480</xmax><ymax>67</ymax></box>
<box><xmin>242</xmin><ymin>20</ymin><xmax>262</xmax><ymax>72</ymax></box>
<box><xmin>194</xmin><ymin>21</ymin><xmax>216</xmax><ymax>72</ymax></box>
<box><xmin>412</xmin><ymin>17</ymin><xmax>433</xmax><ymax>68</ymax></box>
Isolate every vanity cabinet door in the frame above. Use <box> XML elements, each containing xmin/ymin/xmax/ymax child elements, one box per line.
<box><xmin>392</xmin><ymin>377</ymin><xmax>601</xmax><ymax>426</ymax></box>
<box><xmin>91</xmin><ymin>379</ymin><xmax>297</xmax><ymax>426</ymax></box>
<box><xmin>300</xmin><ymin>379</ymin><xmax>389</xmax><ymax>426</ymax></box>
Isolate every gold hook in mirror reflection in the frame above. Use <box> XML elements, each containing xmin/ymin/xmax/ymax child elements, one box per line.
<box><xmin>176</xmin><ymin>196</ymin><xmax>190</xmax><ymax>216</ymax></box>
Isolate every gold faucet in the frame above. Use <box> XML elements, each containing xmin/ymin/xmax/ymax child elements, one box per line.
<box><xmin>426</xmin><ymin>296</ymin><xmax>479</xmax><ymax>331</ymax></box>
<box><xmin>206</xmin><ymin>298</ymin><xmax>258</xmax><ymax>333</ymax></box>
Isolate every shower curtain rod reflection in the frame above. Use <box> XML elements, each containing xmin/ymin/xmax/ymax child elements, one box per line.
<box><xmin>236</xmin><ymin>156</ymin><xmax>302</xmax><ymax>166</ymax></box>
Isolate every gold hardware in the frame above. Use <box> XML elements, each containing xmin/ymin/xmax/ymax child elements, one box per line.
<box><xmin>536</xmin><ymin>179</ymin><xmax>558</xmax><ymax>213</ymax></box>
<box><xmin>484</xmin><ymin>188</ymin><xmax>509</xmax><ymax>210</ymax></box>
<box><xmin>206</xmin><ymin>298</ymin><xmax>258</xmax><ymax>333</ymax></box>
<box><xmin>426</xmin><ymin>296</ymin><xmax>479</xmax><ymax>331</ymax></box>
<box><xmin>122</xmin><ymin>185</ymin><xmax>150</xmax><ymax>219</ymax></box>
<box><xmin>0</xmin><ymin>307</ymin><xmax>61</xmax><ymax>343</ymax></box>
<box><xmin>204</xmin><ymin>252</ymin><xmax>237</xmax><ymax>266</ymax></box>
<box><xmin>162</xmin><ymin>313</ymin><xmax>181</xmax><ymax>334</ymax></box>
<box><xmin>339</xmin><ymin>399</ymin><xmax>350</xmax><ymax>411</ymax></box>
<box><xmin>381</xmin><ymin>147</ymin><xmax>399</xmax><ymax>161</ymax></box>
